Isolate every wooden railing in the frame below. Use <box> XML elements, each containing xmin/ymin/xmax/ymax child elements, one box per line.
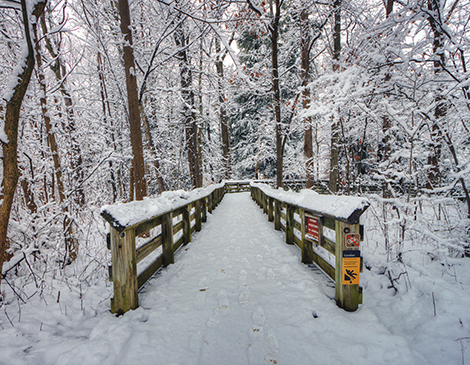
<box><xmin>250</xmin><ymin>182</ymin><xmax>369</xmax><ymax>311</ymax></box>
<box><xmin>101</xmin><ymin>180</ymin><xmax>369</xmax><ymax>315</ymax></box>
<box><xmin>224</xmin><ymin>181</ymin><xmax>251</xmax><ymax>193</ymax></box>
<box><xmin>101</xmin><ymin>184</ymin><xmax>225</xmax><ymax>315</ymax></box>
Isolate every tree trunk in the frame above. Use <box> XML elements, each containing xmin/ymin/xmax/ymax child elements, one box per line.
<box><xmin>140</xmin><ymin>101</ymin><xmax>165</xmax><ymax>194</ymax></box>
<box><xmin>379</xmin><ymin>0</ymin><xmax>394</xmax><ymax>199</ymax></box>
<box><xmin>426</xmin><ymin>0</ymin><xmax>445</xmax><ymax>189</ymax></box>
<box><xmin>300</xmin><ymin>6</ymin><xmax>314</xmax><ymax>189</ymax></box>
<box><xmin>97</xmin><ymin>51</ymin><xmax>120</xmax><ymax>203</ymax></box>
<box><xmin>329</xmin><ymin>0</ymin><xmax>341</xmax><ymax>193</ymax></box>
<box><xmin>270</xmin><ymin>0</ymin><xmax>283</xmax><ymax>189</ymax></box>
<box><xmin>34</xmin><ymin>24</ymin><xmax>78</xmax><ymax>262</ymax></box>
<box><xmin>215</xmin><ymin>38</ymin><xmax>231</xmax><ymax>180</ymax></box>
<box><xmin>40</xmin><ymin>13</ymin><xmax>86</xmax><ymax>207</ymax></box>
<box><xmin>117</xmin><ymin>0</ymin><xmax>148</xmax><ymax>200</ymax></box>
<box><xmin>175</xmin><ymin>21</ymin><xmax>202</xmax><ymax>188</ymax></box>
<box><xmin>0</xmin><ymin>0</ymin><xmax>46</xmax><ymax>286</ymax></box>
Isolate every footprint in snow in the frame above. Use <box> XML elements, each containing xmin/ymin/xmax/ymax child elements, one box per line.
<box><xmin>252</xmin><ymin>306</ymin><xmax>266</xmax><ymax>326</ymax></box>
<box><xmin>241</xmin><ymin>258</ymin><xmax>252</xmax><ymax>270</ymax></box>
<box><xmin>266</xmin><ymin>268</ymin><xmax>276</xmax><ymax>282</ymax></box>
<box><xmin>239</xmin><ymin>289</ymin><xmax>250</xmax><ymax>306</ymax></box>
<box><xmin>206</xmin><ymin>317</ymin><xmax>219</xmax><ymax>328</ymax></box>
<box><xmin>213</xmin><ymin>290</ymin><xmax>229</xmax><ymax>316</ymax></box>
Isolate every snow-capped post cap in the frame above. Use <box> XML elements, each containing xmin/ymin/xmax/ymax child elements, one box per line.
<box><xmin>249</xmin><ymin>182</ymin><xmax>369</xmax><ymax>224</ymax></box>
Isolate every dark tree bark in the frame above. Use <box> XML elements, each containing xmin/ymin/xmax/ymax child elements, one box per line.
<box><xmin>271</xmin><ymin>0</ymin><xmax>283</xmax><ymax>189</ymax></box>
<box><xmin>117</xmin><ymin>0</ymin><xmax>147</xmax><ymax>200</ymax></box>
<box><xmin>379</xmin><ymin>0</ymin><xmax>394</xmax><ymax>198</ymax></box>
<box><xmin>174</xmin><ymin>20</ymin><xmax>202</xmax><ymax>188</ymax></box>
<box><xmin>215</xmin><ymin>38</ymin><xmax>231</xmax><ymax>180</ymax></box>
<box><xmin>329</xmin><ymin>0</ymin><xmax>341</xmax><ymax>193</ymax></box>
<box><xmin>300</xmin><ymin>5</ymin><xmax>314</xmax><ymax>189</ymax></box>
<box><xmin>40</xmin><ymin>13</ymin><xmax>86</xmax><ymax>207</ymax></box>
<box><xmin>0</xmin><ymin>0</ymin><xmax>46</xmax><ymax>286</ymax></box>
<box><xmin>34</xmin><ymin>24</ymin><xmax>78</xmax><ymax>262</ymax></box>
<box><xmin>426</xmin><ymin>0</ymin><xmax>445</xmax><ymax>189</ymax></box>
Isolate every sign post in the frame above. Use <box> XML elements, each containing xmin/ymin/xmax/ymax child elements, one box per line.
<box><xmin>335</xmin><ymin>222</ymin><xmax>362</xmax><ymax>311</ymax></box>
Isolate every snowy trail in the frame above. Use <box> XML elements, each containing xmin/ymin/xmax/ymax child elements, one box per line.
<box><xmin>1</xmin><ymin>193</ymin><xmax>424</xmax><ymax>365</ymax></box>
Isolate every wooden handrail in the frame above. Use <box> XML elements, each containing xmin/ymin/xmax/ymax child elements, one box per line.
<box><xmin>250</xmin><ymin>182</ymin><xmax>369</xmax><ymax>312</ymax></box>
<box><xmin>101</xmin><ymin>180</ymin><xmax>369</xmax><ymax>314</ymax></box>
<box><xmin>101</xmin><ymin>184</ymin><xmax>226</xmax><ymax>315</ymax></box>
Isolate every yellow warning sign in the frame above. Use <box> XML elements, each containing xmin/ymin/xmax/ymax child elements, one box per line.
<box><xmin>342</xmin><ymin>257</ymin><xmax>360</xmax><ymax>285</ymax></box>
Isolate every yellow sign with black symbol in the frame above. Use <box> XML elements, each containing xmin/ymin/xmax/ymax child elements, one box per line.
<box><xmin>342</xmin><ymin>251</ymin><xmax>360</xmax><ymax>285</ymax></box>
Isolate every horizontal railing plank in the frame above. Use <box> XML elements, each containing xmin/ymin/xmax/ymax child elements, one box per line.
<box><xmin>138</xmin><ymin>255</ymin><xmax>163</xmax><ymax>289</ymax></box>
<box><xmin>136</xmin><ymin>235</ymin><xmax>162</xmax><ymax>263</ymax></box>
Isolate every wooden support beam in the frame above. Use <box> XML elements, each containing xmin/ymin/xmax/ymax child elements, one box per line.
<box><xmin>268</xmin><ymin>197</ymin><xmax>274</xmax><ymax>222</ymax></box>
<box><xmin>286</xmin><ymin>204</ymin><xmax>294</xmax><ymax>244</ymax></box>
<box><xmin>274</xmin><ymin>199</ymin><xmax>281</xmax><ymax>230</ymax></box>
<box><xmin>262</xmin><ymin>192</ymin><xmax>268</xmax><ymax>214</ymax></box>
<box><xmin>195</xmin><ymin>199</ymin><xmax>202</xmax><ymax>231</ymax></box>
<box><xmin>182</xmin><ymin>204</ymin><xmax>191</xmax><ymax>245</ymax></box>
<box><xmin>301</xmin><ymin>209</ymin><xmax>314</xmax><ymax>264</ymax></box>
<box><xmin>335</xmin><ymin>221</ymin><xmax>361</xmax><ymax>311</ymax></box>
<box><xmin>209</xmin><ymin>193</ymin><xmax>214</xmax><ymax>213</ymax></box>
<box><xmin>161</xmin><ymin>212</ymin><xmax>174</xmax><ymax>267</ymax></box>
<box><xmin>202</xmin><ymin>198</ymin><xmax>207</xmax><ymax>222</ymax></box>
<box><xmin>109</xmin><ymin>227</ymin><xmax>138</xmax><ymax>315</ymax></box>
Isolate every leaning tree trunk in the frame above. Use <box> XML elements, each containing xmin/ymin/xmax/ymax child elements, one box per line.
<box><xmin>0</xmin><ymin>0</ymin><xmax>46</xmax><ymax>286</ymax></box>
<box><xmin>40</xmin><ymin>13</ymin><xmax>86</xmax><ymax>207</ymax></box>
<box><xmin>34</xmin><ymin>25</ymin><xmax>78</xmax><ymax>262</ymax></box>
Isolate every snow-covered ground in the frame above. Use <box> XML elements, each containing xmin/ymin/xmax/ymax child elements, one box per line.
<box><xmin>1</xmin><ymin>192</ymin><xmax>469</xmax><ymax>364</ymax></box>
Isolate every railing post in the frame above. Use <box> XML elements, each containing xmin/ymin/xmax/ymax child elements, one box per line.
<box><xmin>162</xmin><ymin>212</ymin><xmax>175</xmax><ymax>267</ymax></box>
<box><xmin>262</xmin><ymin>192</ymin><xmax>268</xmax><ymax>214</ymax></box>
<box><xmin>274</xmin><ymin>199</ymin><xmax>281</xmax><ymax>230</ymax></box>
<box><xmin>201</xmin><ymin>197</ymin><xmax>207</xmax><ymax>223</ymax></box>
<box><xmin>268</xmin><ymin>197</ymin><xmax>274</xmax><ymax>222</ymax></box>
<box><xmin>109</xmin><ymin>226</ymin><xmax>138</xmax><ymax>315</ymax></box>
<box><xmin>182</xmin><ymin>204</ymin><xmax>191</xmax><ymax>244</ymax></box>
<box><xmin>195</xmin><ymin>199</ymin><xmax>202</xmax><ymax>231</ymax></box>
<box><xmin>301</xmin><ymin>209</ymin><xmax>314</xmax><ymax>264</ymax></box>
<box><xmin>208</xmin><ymin>192</ymin><xmax>213</xmax><ymax>214</ymax></box>
<box><xmin>286</xmin><ymin>204</ymin><xmax>294</xmax><ymax>244</ymax></box>
<box><xmin>335</xmin><ymin>221</ymin><xmax>361</xmax><ymax>311</ymax></box>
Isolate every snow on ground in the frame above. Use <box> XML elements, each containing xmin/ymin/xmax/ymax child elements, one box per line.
<box><xmin>0</xmin><ymin>192</ymin><xmax>469</xmax><ymax>364</ymax></box>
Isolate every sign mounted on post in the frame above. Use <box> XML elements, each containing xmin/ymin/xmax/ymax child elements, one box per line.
<box><xmin>344</xmin><ymin>233</ymin><xmax>360</xmax><ymax>249</ymax></box>
<box><xmin>305</xmin><ymin>214</ymin><xmax>320</xmax><ymax>242</ymax></box>
<box><xmin>342</xmin><ymin>250</ymin><xmax>361</xmax><ymax>285</ymax></box>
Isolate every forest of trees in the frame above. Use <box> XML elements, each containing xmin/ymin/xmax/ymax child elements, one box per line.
<box><xmin>1</xmin><ymin>0</ymin><xmax>469</xmax><ymax>288</ymax></box>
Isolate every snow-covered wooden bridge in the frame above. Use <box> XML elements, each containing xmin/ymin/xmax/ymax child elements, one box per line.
<box><xmin>95</xmin><ymin>187</ymin><xmax>427</xmax><ymax>364</ymax></box>
<box><xmin>101</xmin><ymin>181</ymin><xmax>369</xmax><ymax>315</ymax></box>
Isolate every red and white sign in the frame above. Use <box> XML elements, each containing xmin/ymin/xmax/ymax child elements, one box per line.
<box><xmin>306</xmin><ymin>216</ymin><xmax>319</xmax><ymax>242</ymax></box>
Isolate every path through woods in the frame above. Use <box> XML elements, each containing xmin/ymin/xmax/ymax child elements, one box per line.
<box><xmin>0</xmin><ymin>193</ymin><xmax>421</xmax><ymax>364</ymax></box>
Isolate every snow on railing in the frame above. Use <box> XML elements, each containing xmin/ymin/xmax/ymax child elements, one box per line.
<box><xmin>101</xmin><ymin>184</ymin><xmax>225</xmax><ymax>315</ymax></box>
<box><xmin>250</xmin><ymin>182</ymin><xmax>370</xmax><ymax>312</ymax></box>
